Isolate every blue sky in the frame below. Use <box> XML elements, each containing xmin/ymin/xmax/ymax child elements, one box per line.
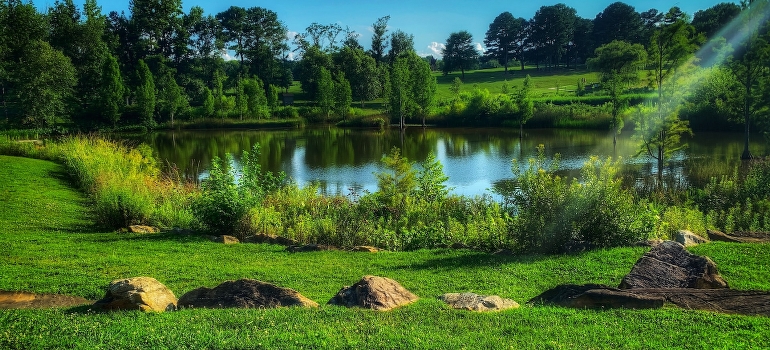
<box><xmin>33</xmin><ymin>0</ymin><xmax>728</xmax><ymax>57</ymax></box>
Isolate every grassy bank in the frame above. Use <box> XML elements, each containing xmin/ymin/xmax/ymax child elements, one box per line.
<box><xmin>1</xmin><ymin>155</ymin><xmax>770</xmax><ymax>348</ymax></box>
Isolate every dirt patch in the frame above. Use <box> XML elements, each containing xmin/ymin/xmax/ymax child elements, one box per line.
<box><xmin>0</xmin><ymin>290</ymin><xmax>93</xmax><ymax>309</ymax></box>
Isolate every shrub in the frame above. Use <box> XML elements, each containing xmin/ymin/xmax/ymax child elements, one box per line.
<box><xmin>498</xmin><ymin>145</ymin><xmax>654</xmax><ymax>253</ymax></box>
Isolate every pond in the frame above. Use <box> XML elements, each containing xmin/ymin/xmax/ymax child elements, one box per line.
<box><xmin>131</xmin><ymin>127</ymin><xmax>767</xmax><ymax>197</ymax></box>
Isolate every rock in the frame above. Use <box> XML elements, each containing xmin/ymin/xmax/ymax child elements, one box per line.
<box><xmin>675</xmin><ymin>230</ymin><xmax>708</xmax><ymax>247</ymax></box>
<box><xmin>244</xmin><ymin>234</ymin><xmax>297</xmax><ymax>246</ymax></box>
<box><xmin>707</xmin><ymin>229</ymin><xmax>770</xmax><ymax>243</ymax></box>
<box><xmin>439</xmin><ymin>293</ymin><xmax>519</xmax><ymax>312</ymax></box>
<box><xmin>212</xmin><ymin>235</ymin><xmax>239</xmax><ymax>244</ymax></box>
<box><xmin>93</xmin><ymin>277</ymin><xmax>177</xmax><ymax>312</ymax></box>
<box><xmin>529</xmin><ymin>285</ymin><xmax>770</xmax><ymax>316</ymax></box>
<box><xmin>528</xmin><ymin>284</ymin><xmax>664</xmax><ymax>310</ymax></box>
<box><xmin>634</xmin><ymin>239</ymin><xmax>664</xmax><ymax>247</ymax></box>
<box><xmin>0</xmin><ymin>290</ymin><xmax>92</xmax><ymax>309</ymax></box>
<box><xmin>128</xmin><ymin>225</ymin><xmax>159</xmax><ymax>234</ymax></box>
<box><xmin>350</xmin><ymin>246</ymin><xmax>380</xmax><ymax>253</ymax></box>
<box><xmin>286</xmin><ymin>244</ymin><xmax>338</xmax><ymax>252</ymax></box>
<box><xmin>178</xmin><ymin>279</ymin><xmax>318</xmax><ymax>309</ymax></box>
<box><xmin>619</xmin><ymin>241</ymin><xmax>728</xmax><ymax>289</ymax></box>
<box><xmin>628</xmin><ymin>288</ymin><xmax>770</xmax><ymax>317</ymax></box>
<box><xmin>328</xmin><ymin>275</ymin><xmax>418</xmax><ymax>311</ymax></box>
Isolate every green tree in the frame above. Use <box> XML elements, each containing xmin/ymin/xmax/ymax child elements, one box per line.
<box><xmin>450</xmin><ymin>77</ymin><xmax>463</xmax><ymax>97</ymax></box>
<box><xmin>692</xmin><ymin>2</ymin><xmax>741</xmax><ymax>39</ymax></box>
<box><xmin>243</xmin><ymin>76</ymin><xmax>268</xmax><ymax>119</ymax></box>
<box><xmin>528</xmin><ymin>4</ymin><xmax>578</xmax><ymax>69</ymax></box>
<box><xmin>333</xmin><ymin>71</ymin><xmax>352</xmax><ymax>120</ymax></box>
<box><xmin>591</xmin><ymin>2</ymin><xmax>644</xmax><ymax>47</ymax></box>
<box><xmin>388</xmin><ymin>56</ymin><xmax>410</xmax><ymax>128</ymax></box>
<box><xmin>14</xmin><ymin>41</ymin><xmax>77</xmax><ymax>127</ymax></box>
<box><xmin>387</xmin><ymin>29</ymin><xmax>414</xmax><ymax>62</ymax></box>
<box><xmin>415</xmin><ymin>152</ymin><xmax>449</xmax><ymax>202</ymax></box>
<box><xmin>334</xmin><ymin>47</ymin><xmax>381</xmax><ymax>107</ymax></box>
<box><xmin>316</xmin><ymin>67</ymin><xmax>334</xmax><ymax>121</ymax></box>
<box><xmin>369</xmin><ymin>15</ymin><xmax>390</xmax><ymax>65</ymax></box>
<box><xmin>515</xmin><ymin>75</ymin><xmax>534</xmax><ymax>138</ymax></box>
<box><xmin>201</xmin><ymin>86</ymin><xmax>214</xmax><ymax>117</ymax></box>
<box><xmin>726</xmin><ymin>0</ymin><xmax>770</xmax><ymax>159</ymax></box>
<box><xmin>99</xmin><ymin>53</ymin><xmax>125</xmax><ymax>126</ymax></box>
<box><xmin>408</xmin><ymin>53</ymin><xmax>437</xmax><ymax>127</ymax></box>
<box><xmin>587</xmin><ymin>40</ymin><xmax>647</xmax><ymax>146</ymax></box>
<box><xmin>484</xmin><ymin>12</ymin><xmax>528</xmax><ymax>73</ymax></box>
<box><xmin>376</xmin><ymin>147</ymin><xmax>416</xmax><ymax>211</ymax></box>
<box><xmin>136</xmin><ymin>59</ymin><xmax>156</xmax><ymax>126</ymax></box>
<box><xmin>129</xmin><ymin>0</ymin><xmax>182</xmax><ymax>58</ymax></box>
<box><xmin>639</xmin><ymin>8</ymin><xmax>700</xmax><ymax>183</ymax></box>
<box><xmin>157</xmin><ymin>69</ymin><xmax>187</xmax><ymax>126</ymax></box>
<box><xmin>442</xmin><ymin>31</ymin><xmax>479</xmax><ymax>79</ymax></box>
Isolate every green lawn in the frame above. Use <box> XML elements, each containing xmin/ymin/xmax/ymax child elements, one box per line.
<box><xmin>1</xmin><ymin>155</ymin><xmax>769</xmax><ymax>349</ymax></box>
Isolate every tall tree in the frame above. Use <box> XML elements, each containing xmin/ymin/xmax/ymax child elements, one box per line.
<box><xmin>369</xmin><ymin>15</ymin><xmax>390</xmax><ymax>65</ymax></box>
<box><xmin>726</xmin><ymin>0</ymin><xmax>770</xmax><ymax>159</ymax></box>
<box><xmin>591</xmin><ymin>2</ymin><xmax>644</xmax><ymax>47</ymax></box>
<box><xmin>156</xmin><ymin>69</ymin><xmax>187</xmax><ymax>126</ymax></box>
<box><xmin>442</xmin><ymin>30</ymin><xmax>479</xmax><ymax>79</ymax></box>
<box><xmin>692</xmin><ymin>2</ymin><xmax>741</xmax><ymax>39</ymax></box>
<box><xmin>587</xmin><ymin>40</ymin><xmax>647</xmax><ymax>146</ymax></box>
<box><xmin>316</xmin><ymin>67</ymin><xmax>334</xmax><ymax>121</ymax></box>
<box><xmin>528</xmin><ymin>4</ymin><xmax>578</xmax><ymax>69</ymax></box>
<box><xmin>129</xmin><ymin>0</ymin><xmax>183</xmax><ymax>58</ymax></box>
<box><xmin>135</xmin><ymin>59</ymin><xmax>156</xmax><ymax>126</ymax></box>
<box><xmin>388</xmin><ymin>56</ymin><xmax>410</xmax><ymax>129</ymax></box>
<box><xmin>216</xmin><ymin>6</ymin><xmax>248</xmax><ymax>66</ymax></box>
<box><xmin>334</xmin><ymin>47</ymin><xmax>381</xmax><ymax>107</ymax></box>
<box><xmin>14</xmin><ymin>41</ymin><xmax>76</xmax><ymax>127</ymax></box>
<box><xmin>98</xmin><ymin>53</ymin><xmax>125</xmax><ymax>127</ymax></box>
<box><xmin>484</xmin><ymin>12</ymin><xmax>528</xmax><ymax>73</ymax></box>
<box><xmin>333</xmin><ymin>71</ymin><xmax>352</xmax><ymax>120</ymax></box>
<box><xmin>387</xmin><ymin>29</ymin><xmax>414</xmax><ymax>62</ymax></box>
<box><xmin>638</xmin><ymin>8</ymin><xmax>700</xmax><ymax>183</ymax></box>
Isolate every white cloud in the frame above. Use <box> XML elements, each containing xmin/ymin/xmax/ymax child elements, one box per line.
<box><xmin>286</xmin><ymin>30</ymin><xmax>299</xmax><ymax>40</ymax></box>
<box><xmin>427</xmin><ymin>42</ymin><xmax>446</xmax><ymax>56</ymax></box>
<box><xmin>475</xmin><ymin>42</ymin><xmax>483</xmax><ymax>52</ymax></box>
<box><xmin>220</xmin><ymin>49</ymin><xmax>236</xmax><ymax>61</ymax></box>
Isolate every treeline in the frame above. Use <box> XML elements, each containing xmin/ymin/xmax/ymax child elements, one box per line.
<box><xmin>0</xmin><ymin>0</ymin><xmax>767</xmax><ymax>135</ymax></box>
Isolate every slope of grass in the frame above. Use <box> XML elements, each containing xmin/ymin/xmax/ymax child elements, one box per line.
<box><xmin>1</xmin><ymin>155</ymin><xmax>769</xmax><ymax>349</ymax></box>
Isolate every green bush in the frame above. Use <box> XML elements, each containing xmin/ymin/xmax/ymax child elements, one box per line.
<box><xmin>498</xmin><ymin>146</ymin><xmax>654</xmax><ymax>252</ymax></box>
<box><xmin>193</xmin><ymin>144</ymin><xmax>287</xmax><ymax>236</ymax></box>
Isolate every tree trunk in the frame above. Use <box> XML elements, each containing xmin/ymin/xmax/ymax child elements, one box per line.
<box><xmin>742</xmin><ymin>68</ymin><xmax>753</xmax><ymax>160</ymax></box>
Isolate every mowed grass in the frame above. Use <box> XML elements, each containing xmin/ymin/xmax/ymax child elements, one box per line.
<box><xmin>1</xmin><ymin>155</ymin><xmax>769</xmax><ymax>349</ymax></box>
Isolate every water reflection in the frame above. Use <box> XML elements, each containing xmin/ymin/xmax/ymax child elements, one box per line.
<box><xmin>131</xmin><ymin>127</ymin><xmax>767</xmax><ymax>197</ymax></box>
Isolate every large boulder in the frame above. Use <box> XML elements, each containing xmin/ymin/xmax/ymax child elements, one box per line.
<box><xmin>675</xmin><ymin>230</ymin><xmax>708</xmax><ymax>247</ymax></box>
<box><xmin>529</xmin><ymin>285</ymin><xmax>770</xmax><ymax>316</ymax></box>
<box><xmin>619</xmin><ymin>241</ymin><xmax>728</xmax><ymax>289</ymax></box>
<box><xmin>178</xmin><ymin>279</ymin><xmax>318</xmax><ymax>309</ymax></box>
<box><xmin>328</xmin><ymin>275</ymin><xmax>418</xmax><ymax>311</ymax></box>
<box><xmin>529</xmin><ymin>284</ymin><xmax>664</xmax><ymax>310</ymax></box>
<box><xmin>93</xmin><ymin>277</ymin><xmax>177</xmax><ymax>312</ymax></box>
<box><xmin>707</xmin><ymin>229</ymin><xmax>770</xmax><ymax>243</ymax></box>
<box><xmin>127</xmin><ymin>225</ymin><xmax>159</xmax><ymax>234</ymax></box>
<box><xmin>440</xmin><ymin>293</ymin><xmax>519</xmax><ymax>312</ymax></box>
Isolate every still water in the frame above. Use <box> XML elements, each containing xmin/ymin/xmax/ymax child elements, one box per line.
<box><xmin>132</xmin><ymin>127</ymin><xmax>766</xmax><ymax>197</ymax></box>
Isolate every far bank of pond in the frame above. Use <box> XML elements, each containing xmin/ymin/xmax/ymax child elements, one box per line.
<box><xmin>129</xmin><ymin>127</ymin><xmax>767</xmax><ymax>197</ymax></box>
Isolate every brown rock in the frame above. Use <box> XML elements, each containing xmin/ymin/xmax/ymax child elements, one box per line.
<box><xmin>286</xmin><ymin>244</ymin><xmax>338</xmax><ymax>252</ymax></box>
<box><xmin>0</xmin><ymin>290</ymin><xmax>93</xmax><ymax>309</ymax></box>
<box><xmin>212</xmin><ymin>235</ymin><xmax>239</xmax><ymax>244</ymax></box>
<box><xmin>178</xmin><ymin>279</ymin><xmax>318</xmax><ymax>309</ymax></box>
<box><xmin>528</xmin><ymin>284</ymin><xmax>664</xmax><ymax>310</ymax></box>
<box><xmin>634</xmin><ymin>239</ymin><xmax>664</xmax><ymax>247</ymax></box>
<box><xmin>619</xmin><ymin>241</ymin><xmax>728</xmax><ymax>289</ymax></box>
<box><xmin>93</xmin><ymin>277</ymin><xmax>177</xmax><ymax>312</ymax></box>
<box><xmin>350</xmin><ymin>246</ymin><xmax>380</xmax><ymax>253</ymax></box>
<box><xmin>675</xmin><ymin>230</ymin><xmax>708</xmax><ymax>247</ymax></box>
<box><xmin>707</xmin><ymin>229</ymin><xmax>770</xmax><ymax>243</ymax></box>
<box><xmin>328</xmin><ymin>275</ymin><xmax>418</xmax><ymax>311</ymax></box>
<box><xmin>440</xmin><ymin>293</ymin><xmax>519</xmax><ymax>312</ymax></box>
<box><xmin>128</xmin><ymin>225</ymin><xmax>159</xmax><ymax>234</ymax></box>
<box><xmin>631</xmin><ymin>288</ymin><xmax>770</xmax><ymax>317</ymax></box>
<box><xmin>529</xmin><ymin>285</ymin><xmax>770</xmax><ymax>316</ymax></box>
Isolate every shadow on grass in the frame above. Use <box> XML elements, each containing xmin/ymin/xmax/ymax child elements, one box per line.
<box><xmin>391</xmin><ymin>249</ymin><xmax>557</xmax><ymax>270</ymax></box>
